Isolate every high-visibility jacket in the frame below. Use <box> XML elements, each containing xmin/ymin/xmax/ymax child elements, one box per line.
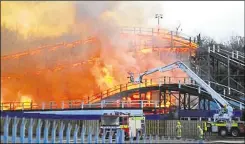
<box><xmin>176</xmin><ymin>124</ymin><xmax>182</xmax><ymax>138</ymax></box>
<box><xmin>204</xmin><ymin>122</ymin><xmax>207</xmax><ymax>132</ymax></box>
<box><xmin>198</xmin><ymin>127</ymin><xmax>204</xmax><ymax>139</ymax></box>
<box><xmin>224</xmin><ymin>108</ymin><xmax>228</xmax><ymax>113</ymax></box>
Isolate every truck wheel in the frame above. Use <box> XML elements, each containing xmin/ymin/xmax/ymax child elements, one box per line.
<box><xmin>219</xmin><ymin>128</ymin><xmax>227</xmax><ymax>137</ymax></box>
<box><xmin>231</xmin><ymin>128</ymin><xmax>240</xmax><ymax>137</ymax></box>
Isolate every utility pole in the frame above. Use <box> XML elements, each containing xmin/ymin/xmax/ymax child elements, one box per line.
<box><xmin>155</xmin><ymin>14</ymin><xmax>163</xmax><ymax>61</ymax></box>
<box><xmin>155</xmin><ymin>14</ymin><xmax>163</xmax><ymax>33</ymax></box>
<box><xmin>176</xmin><ymin>23</ymin><xmax>182</xmax><ymax>36</ymax></box>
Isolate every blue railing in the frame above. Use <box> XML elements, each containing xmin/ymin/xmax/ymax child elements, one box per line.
<box><xmin>1</xmin><ymin>116</ymin><xmax>205</xmax><ymax>143</ymax></box>
<box><xmin>1</xmin><ymin>109</ymin><xmax>242</xmax><ymax>120</ymax></box>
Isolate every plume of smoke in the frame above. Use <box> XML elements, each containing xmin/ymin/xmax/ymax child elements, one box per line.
<box><xmin>1</xmin><ymin>1</ymin><xmax>185</xmax><ymax>103</ymax></box>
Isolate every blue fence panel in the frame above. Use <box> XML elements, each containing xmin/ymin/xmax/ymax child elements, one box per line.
<box><xmin>66</xmin><ymin>123</ymin><xmax>72</xmax><ymax>144</ymax></box>
<box><xmin>12</xmin><ymin>117</ymin><xmax>19</xmax><ymax>143</ymax></box>
<box><xmin>36</xmin><ymin>119</ymin><xmax>42</xmax><ymax>143</ymax></box>
<box><xmin>43</xmin><ymin>120</ymin><xmax>50</xmax><ymax>143</ymax></box>
<box><xmin>28</xmin><ymin>118</ymin><xmax>34</xmax><ymax>143</ymax></box>
<box><xmin>73</xmin><ymin>124</ymin><xmax>79</xmax><ymax>143</ymax></box>
<box><xmin>20</xmin><ymin>118</ymin><xmax>27</xmax><ymax>143</ymax></box>
<box><xmin>81</xmin><ymin>126</ymin><xmax>86</xmax><ymax>143</ymax></box>
<box><xmin>87</xmin><ymin>127</ymin><xmax>92</xmax><ymax>143</ymax></box>
<box><xmin>109</xmin><ymin>128</ymin><xmax>113</xmax><ymax>143</ymax></box>
<box><xmin>3</xmin><ymin>116</ymin><xmax>10</xmax><ymax>143</ymax></box>
<box><xmin>59</xmin><ymin>122</ymin><xmax>65</xmax><ymax>143</ymax></box>
<box><xmin>3</xmin><ymin>115</ymin><xmax>238</xmax><ymax>143</ymax></box>
<box><xmin>0</xmin><ymin>111</ymin><xmax>101</xmax><ymax>120</ymax></box>
<box><xmin>51</xmin><ymin>121</ymin><xmax>58</xmax><ymax>143</ymax></box>
<box><xmin>102</xmin><ymin>128</ymin><xmax>106</xmax><ymax>143</ymax></box>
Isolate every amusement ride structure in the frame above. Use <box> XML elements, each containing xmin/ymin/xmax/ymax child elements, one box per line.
<box><xmin>1</xmin><ymin>27</ymin><xmax>244</xmax><ymax>118</ymax></box>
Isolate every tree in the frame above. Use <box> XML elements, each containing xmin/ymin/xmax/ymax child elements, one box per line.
<box><xmin>199</xmin><ymin>36</ymin><xmax>217</xmax><ymax>48</ymax></box>
<box><xmin>224</xmin><ymin>36</ymin><xmax>245</xmax><ymax>53</ymax></box>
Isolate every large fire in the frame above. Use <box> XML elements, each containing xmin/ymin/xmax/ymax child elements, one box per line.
<box><xmin>1</xmin><ymin>1</ymin><xmax>76</xmax><ymax>39</ymax></box>
<box><xmin>1</xmin><ymin>1</ymin><xmax>197</xmax><ymax>106</ymax></box>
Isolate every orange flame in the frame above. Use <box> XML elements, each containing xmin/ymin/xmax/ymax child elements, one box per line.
<box><xmin>1</xmin><ymin>2</ymin><xmax>197</xmax><ymax>105</ymax></box>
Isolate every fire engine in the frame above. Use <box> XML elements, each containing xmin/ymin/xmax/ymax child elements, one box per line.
<box><xmin>99</xmin><ymin>111</ymin><xmax>145</xmax><ymax>139</ymax></box>
<box><xmin>206</xmin><ymin>119</ymin><xmax>245</xmax><ymax>137</ymax></box>
<box><xmin>128</xmin><ymin>61</ymin><xmax>245</xmax><ymax>137</ymax></box>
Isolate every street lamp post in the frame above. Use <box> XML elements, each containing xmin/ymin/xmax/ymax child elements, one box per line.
<box><xmin>155</xmin><ymin>14</ymin><xmax>163</xmax><ymax>32</ymax></box>
<box><xmin>155</xmin><ymin>14</ymin><xmax>163</xmax><ymax>60</ymax></box>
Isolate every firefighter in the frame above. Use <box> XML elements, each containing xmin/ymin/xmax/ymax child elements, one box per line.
<box><xmin>197</xmin><ymin>125</ymin><xmax>204</xmax><ymax>143</ymax></box>
<box><xmin>218</xmin><ymin>104</ymin><xmax>228</xmax><ymax>119</ymax></box>
<box><xmin>176</xmin><ymin>121</ymin><xmax>182</xmax><ymax>139</ymax></box>
<box><xmin>203</xmin><ymin>122</ymin><xmax>208</xmax><ymax>140</ymax></box>
<box><xmin>223</xmin><ymin>105</ymin><xmax>228</xmax><ymax>114</ymax></box>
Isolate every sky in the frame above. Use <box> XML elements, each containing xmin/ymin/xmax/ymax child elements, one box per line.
<box><xmin>140</xmin><ymin>1</ymin><xmax>244</xmax><ymax>42</ymax></box>
<box><xmin>1</xmin><ymin>1</ymin><xmax>244</xmax><ymax>50</ymax></box>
